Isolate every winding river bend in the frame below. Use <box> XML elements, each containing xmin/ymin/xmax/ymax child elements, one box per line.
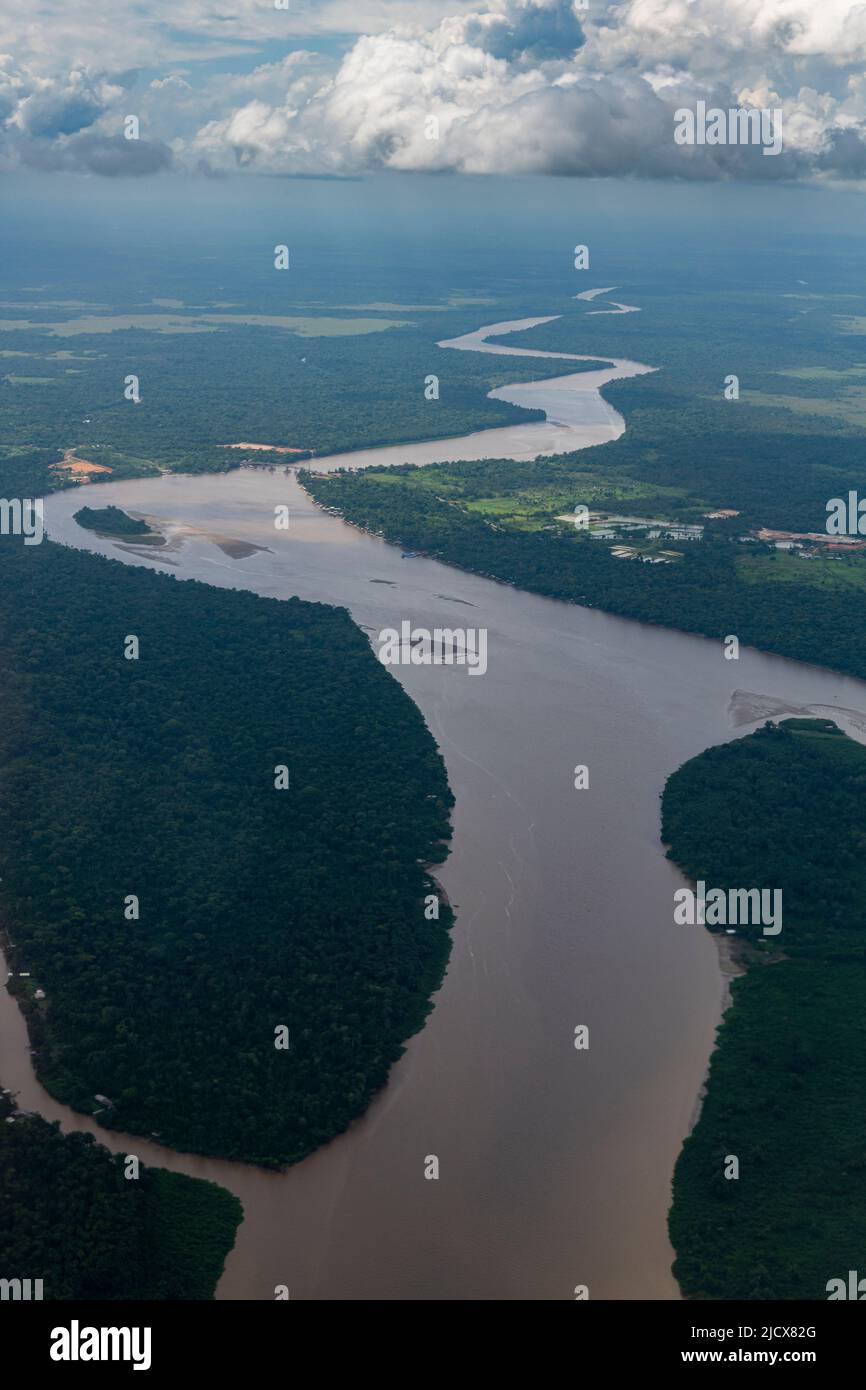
<box><xmin>6</xmin><ymin>312</ymin><xmax>866</xmax><ymax>1300</ymax></box>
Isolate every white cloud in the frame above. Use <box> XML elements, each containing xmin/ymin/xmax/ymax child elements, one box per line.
<box><xmin>0</xmin><ymin>1</ymin><xmax>480</xmax><ymax>73</ymax></box>
<box><xmin>5</xmin><ymin>0</ymin><xmax>866</xmax><ymax>179</ymax></box>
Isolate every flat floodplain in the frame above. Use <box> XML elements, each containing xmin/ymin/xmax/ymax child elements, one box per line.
<box><xmin>0</xmin><ymin>313</ymin><xmax>411</xmax><ymax>336</ymax></box>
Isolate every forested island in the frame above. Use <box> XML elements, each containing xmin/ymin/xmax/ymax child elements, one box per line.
<box><xmin>0</xmin><ymin>446</ymin><xmax>454</xmax><ymax>1166</ymax></box>
<box><xmin>74</xmin><ymin>505</ymin><xmax>152</xmax><ymax>537</ymax></box>
<box><xmin>0</xmin><ymin>1089</ymin><xmax>241</xmax><ymax>1298</ymax></box>
<box><xmin>662</xmin><ymin>720</ymin><xmax>866</xmax><ymax>1299</ymax></box>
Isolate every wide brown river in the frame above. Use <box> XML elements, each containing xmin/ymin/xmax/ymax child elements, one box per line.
<box><xmin>5</xmin><ymin>314</ymin><xmax>866</xmax><ymax>1300</ymax></box>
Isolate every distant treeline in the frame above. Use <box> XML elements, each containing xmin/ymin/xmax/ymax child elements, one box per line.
<box><xmin>662</xmin><ymin>720</ymin><xmax>866</xmax><ymax>1299</ymax></box>
<box><xmin>0</xmin><ymin>314</ymin><xmax>561</xmax><ymax>475</ymax></box>
<box><xmin>0</xmin><ymin>1089</ymin><xmax>242</xmax><ymax>1299</ymax></box>
<box><xmin>0</xmin><ymin>446</ymin><xmax>454</xmax><ymax>1166</ymax></box>
<box><xmin>498</xmin><ymin>290</ymin><xmax>866</xmax><ymax>536</ymax></box>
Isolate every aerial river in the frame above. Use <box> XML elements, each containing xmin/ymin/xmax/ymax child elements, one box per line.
<box><xmin>5</xmin><ymin>311</ymin><xmax>866</xmax><ymax>1300</ymax></box>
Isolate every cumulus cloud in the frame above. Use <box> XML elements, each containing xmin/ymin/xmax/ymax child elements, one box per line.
<box><xmin>0</xmin><ymin>54</ymin><xmax>172</xmax><ymax>175</ymax></box>
<box><xmin>0</xmin><ymin>0</ymin><xmax>480</xmax><ymax>73</ymax></box>
<box><xmin>182</xmin><ymin>0</ymin><xmax>866</xmax><ymax>181</ymax></box>
<box><xmin>462</xmin><ymin>0</ymin><xmax>586</xmax><ymax>61</ymax></box>
<box><xmin>19</xmin><ymin>131</ymin><xmax>173</xmax><ymax>176</ymax></box>
<box><xmin>5</xmin><ymin>0</ymin><xmax>866</xmax><ymax>180</ymax></box>
<box><xmin>15</xmin><ymin>75</ymin><xmax>105</xmax><ymax>138</ymax></box>
<box><xmin>191</xmin><ymin>1</ymin><xmax>589</xmax><ymax>175</ymax></box>
<box><xmin>593</xmin><ymin>0</ymin><xmax>866</xmax><ymax>71</ymax></box>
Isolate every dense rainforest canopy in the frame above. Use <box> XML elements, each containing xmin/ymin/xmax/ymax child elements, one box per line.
<box><xmin>0</xmin><ymin>448</ymin><xmax>453</xmax><ymax>1167</ymax></box>
<box><xmin>662</xmin><ymin>720</ymin><xmax>866</xmax><ymax>1299</ymax></box>
<box><xmin>0</xmin><ymin>1089</ymin><xmax>242</xmax><ymax>1299</ymax></box>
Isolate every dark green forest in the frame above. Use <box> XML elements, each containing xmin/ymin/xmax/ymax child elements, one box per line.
<box><xmin>0</xmin><ymin>314</ymin><xmax>567</xmax><ymax>476</ymax></box>
<box><xmin>74</xmin><ymin>505</ymin><xmax>151</xmax><ymax>536</ymax></box>
<box><xmin>0</xmin><ymin>448</ymin><xmax>454</xmax><ymax>1167</ymax></box>
<box><xmin>662</xmin><ymin>720</ymin><xmax>866</xmax><ymax>1299</ymax></box>
<box><xmin>0</xmin><ymin>1089</ymin><xmax>241</xmax><ymax>1299</ymax></box>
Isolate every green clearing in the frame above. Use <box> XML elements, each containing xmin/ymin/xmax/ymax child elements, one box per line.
<box><xmin>772</xmin><ymin>363</ymin><xmax>866</xmax><ymax>381</ymax></box>
<box><xmin>742</xmin><ymin>389</ymin><xmax>866</xmax><ymax>428</ymax></box>
<box><xmin>737</xmin><ymin>550</ymin><xmax>866</xmax><ymax>591</ymax></box>
<box><xmin>463</xmin><ymin>475</ymin><xmax>693</xmax><ymax>529</ymax></box>
<box><xmin>0</xmin><ymin>313</ymin><xmax>412</xmax><ymax>337</ymax></box>
<box><xmin>356</xmin><ymin>461</ymin><xmax>696</xmax><ymax>535</ymax></box>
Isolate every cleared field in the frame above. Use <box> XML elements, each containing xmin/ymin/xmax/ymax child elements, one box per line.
<box><xmin>742</xmin><ymin>388</ymin><xmax>866</xmax><ymax>427</ymax></box>
<box><xmin>772</xmin><ymin>363</ymin><xmax>866</xmax><ymax>381</ymax></box>
<box><xmin>0</xmin><ymin>313</ymin><xmax>411</xmax><ymax>337</ymax></box>
<box><xmin>463</xmin><ymin>479</ymin><xmax>693</xmax><ymax>530</ymax></box>
<box><xmin>738</xmin><ymin>550</ymin><xmax>866</xmax><ymax>591</ymax></box>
